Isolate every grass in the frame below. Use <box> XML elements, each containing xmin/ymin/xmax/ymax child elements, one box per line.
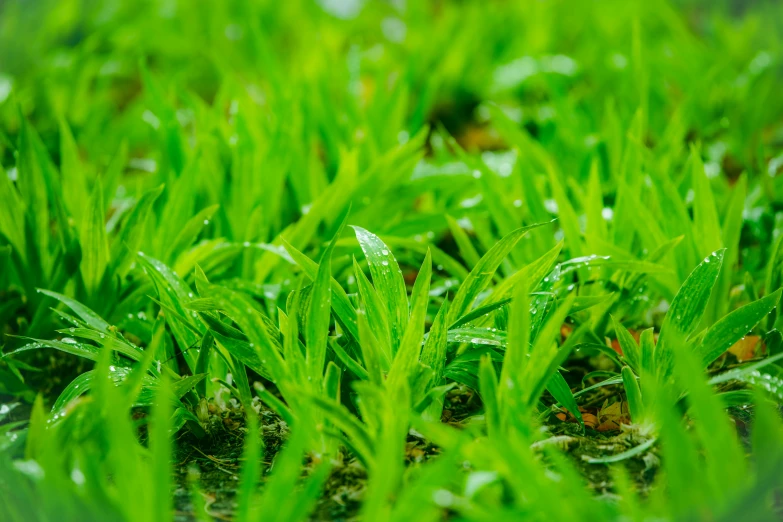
<box><xmin>1</xmin><ymin>0</ymin><xmax>783</xmax><ymax>520</ymax></box>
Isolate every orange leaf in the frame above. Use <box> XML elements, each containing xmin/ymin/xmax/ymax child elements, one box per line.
<box><xmin>728</xmin><ymin>336</ymin><xmax>763</xmax><ymax>362</ymax></box>
<box><xmin>582</xmin><ymin>413</ymin><xmax>599</xmax><ymax>429</ymax></box>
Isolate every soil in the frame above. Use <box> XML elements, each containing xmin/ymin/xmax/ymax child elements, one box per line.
<box><xmin>172</xmin><ymin>408</ymin><xmax>288</xmax><ymax>521</ymax></box>
<box><xmin>165</xmin><ymin>376</ymin><xmax>661</xmax><ymax>521</ymax></box>
<box><xmin>0</xmin><ymin>336</ymin><xmax>753</xmax><ymax>521</ymax></box>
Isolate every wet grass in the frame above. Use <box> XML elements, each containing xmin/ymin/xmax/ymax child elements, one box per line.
<box><xmin>2</xmin><ymin>0</ymin><xmax>783</xmax><ymax>521</ymax></box>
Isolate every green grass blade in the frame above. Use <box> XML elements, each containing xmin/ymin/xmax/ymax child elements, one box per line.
<box><xmin>478</xmin><ymin>354</ymin><xmax>500</xmax><ymax>439</ymax></box>
<box><xmin>697</xmin><ymin>289</ymin><xmax>782</xmax><ymax>367</ymax></box>
<box><xmin>80</xmin><ymin>179</ymin><xmax>109</xmax><ymax>298</ymax></box>
<box><xmin>388</xmin><ymin>249</ymin><xmax>431</xmax><ymax>388</ymax></box>
<box><xmin>236</xmin><ymin>412</ymin><xmax>263</xmax><ymax>521</ymax></box>
<box><xmin>151</xmin><ymin>375</ymin><xmax>173</xmax><ymax>522</ymax></box>
<box><xmin>282</xmin><ymin>239</ymin><xmax>359</xmax><ymax>341</ymax></box>
<box><xmin>547</xmin><ymin>370</ymin><xmax>583</xmax><ymax>429</ymax></box>
<box><xmin>612</xmin><ymin>316</ymin><xmax>641</xmax><ymax>373</ymax></box>
<box><xmin>354</xmin><ymin>257</ymin><xmax>393</xmax><ymax>360</ymax></box>
<box><xmin>352</xmin><ymin>226</ymin><xmax>409</xmax><ymax>353</ymax></box>
<box><xmin>621</xmin><ymin>366</ymin><xmax>644</xmax><ymax>422</ymax></box>
<box><xmin>306</xmin><ymin>236</ymin><xmax>335</xmax><ymax>383</ymax></box>
<box><xmin>447</xmin><ymin>223</ymin><xmax>550</xmax><ymax>325</ymax></box>
<box><xmin>655</xmin><ymin>249</ymin><xmax>725</xmax><ymax>377</ymax></box>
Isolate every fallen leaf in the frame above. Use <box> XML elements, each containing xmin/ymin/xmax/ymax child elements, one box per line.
<box><xmin>595</xmin><ymin>401</ymin><xmax>630</xmax><ymax>432</ymax></box>
<box><xmin>456</xmin><ymin>124</ymin><xmax>506</xmax><ymax>152</ymax></box>
<box><xmin>728</xmin><ymin>335</ymin><xmax>763</xmax><ymax>362</ymax></box>
<box><xmin>582</xmin><ymin>413</ymin><xmax>599</xmax><ymax>430</ymax></box>
<box><xmin>561</xmin><ymin>323</ymin><xmax>574</xmax><ymax>341</ymax></box>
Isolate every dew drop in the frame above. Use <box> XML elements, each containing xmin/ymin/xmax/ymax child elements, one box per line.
<box><xmin>71</xmin><ymin>468</ymin><xmax>85</xmax><ymax>486</ymax></box>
